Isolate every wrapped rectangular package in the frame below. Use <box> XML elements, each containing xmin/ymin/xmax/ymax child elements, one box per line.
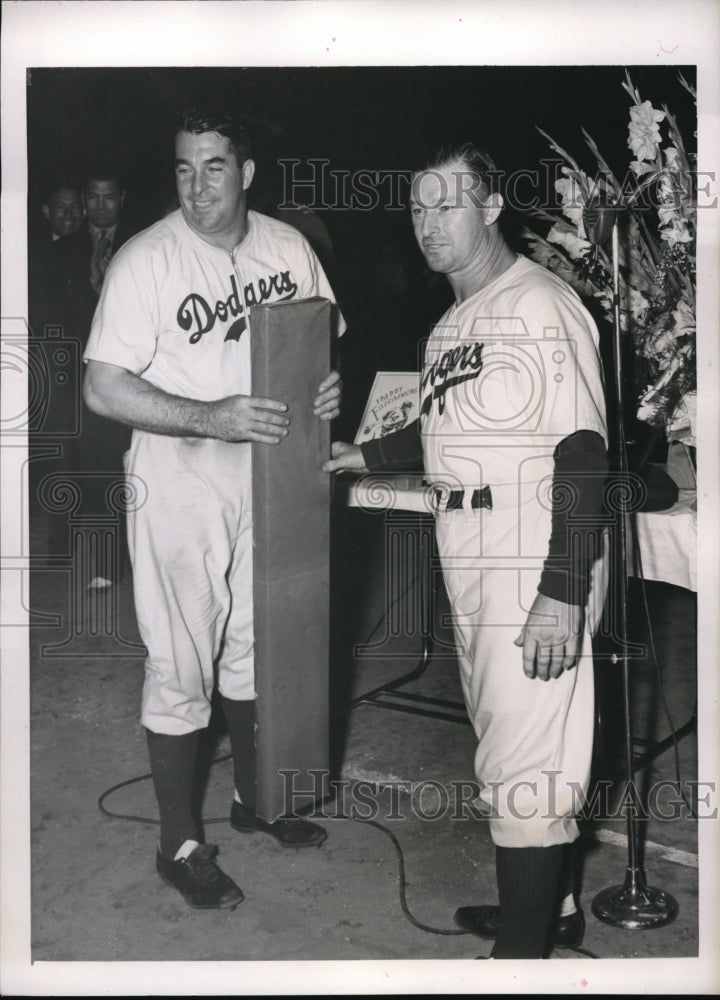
<box><xmin>250</xmin><ymin>298</ymin><xmax>332</xmax><ymax>821</ymax></box>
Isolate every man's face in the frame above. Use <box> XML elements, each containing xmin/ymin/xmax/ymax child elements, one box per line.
<box><xmin>83</xmin><ymin>178</ymin><xmax>125</xmax><ymax>230</ymax></box>
<box><xmin>175</xmin><ymin>130</ymin><xmax>255</xmax><ymax>249</ymax></box>
<box><xmin>410</xmin><ymin>160</ymin><xmax>492</xmax><ymax>276</ymax></box>
<box><xmin>43</xmin><ymin>188</ymin><xmax>83</xmax><ymax>238</ymax></box>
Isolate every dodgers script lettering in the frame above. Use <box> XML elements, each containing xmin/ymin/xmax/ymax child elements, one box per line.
<box><xmin>177</xmin><ymin>271</ymin><xmax>299</xmax><ymax>344</ymax></box>
<box><xmin>421</xmin><ymin>342</ymin><xmax>484</xmax><ymax>416</ymax></box>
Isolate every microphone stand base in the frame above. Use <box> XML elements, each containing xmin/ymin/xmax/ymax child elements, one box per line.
<box><xmin>592</xmin><ymin>868</ymin><xmax>679</xmax><ymax>929</ymax></box>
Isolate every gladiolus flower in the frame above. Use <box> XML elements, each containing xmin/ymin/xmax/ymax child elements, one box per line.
<box><xmin>546</xmin><ymin>224</ymin><xmax>591</xmax><ymax>260</ymax></box>
<box><xmin>627</xmin><ymin>100</ymin><xmax>665</xmax><ymax>163</ymax></box>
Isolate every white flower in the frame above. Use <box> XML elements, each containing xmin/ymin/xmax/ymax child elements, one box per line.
<box><xmin>630</xmin><ymin>159</ymin><xmax>658</xmax><ymax>178</ymax></box>
<box><xmin>658</xmin><ymin>203</ymin><xmax>677</xmax><ymax>227</ymax></box>
<box><xmin>627</xmin><ymin>100</ymin><xmax>666</xmax><ymax>162</ymax></box>
<box><xmin>664</xmin><ymin>145</ymin><xmax>681</xmax><ymax>169</ymax></box>
<box><xmin>657</xmin><ymin>170</ymin><xmax>680</xmax><ymax>203</ymax></box>
<box><xmin>555</xmin><ymin>173</ymin><xmax>587</xmax><ymax>230</ymax></box>
<box><xmin>648</xmin><ymin>329</ymin><xmax>682</xmax><ymax>369</ymax></box>
<box><xmin>667</xmin><ymin>390</ymin><xmax>696</xmax><ymax>445</ymax></box>
<box><xmin>656</xmin><ymin>168</ymin><xmax>690</xmax><ymax>230</ymax></box>
<box><xmin>546</xmin><ymin>223</ymin><xmax>591</xmax><ymax>260</ymax></box>
<box><xmin>660</xmin><ymin>218</ymin><xmax>692</xmax><ymax>245</ymax></box>
<box><xmin>628</xmin><ymin>288</ymin><xmax>651</xmax><ymax>321</ymax></box>
<box><xmin>672</xmin><ymin>298</ymin><xmax>695</xmax><ymax>336</ymax></box>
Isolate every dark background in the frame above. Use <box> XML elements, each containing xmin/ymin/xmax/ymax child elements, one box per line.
<box><xmin>26</xmin><ymin>65</ymin><xmax>697</xmax><ymax>432</ymax></box>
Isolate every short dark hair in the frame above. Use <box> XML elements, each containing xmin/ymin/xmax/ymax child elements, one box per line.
<box><xmin>84</xmin><ymin>162</ymin><xmax>125</xmax><ymax>191</ymax></box>
<box><xmin>43</xmin><ymin>178</ymin><xmax>81</xmax><ymax>204</ymax></box>
<box><xmin>419</xmin><ymin>143</ymin><xmax>500</xmax><ymax>201</ymax></box>
<box><xmin>175</xmin><ymin>103</ymin><xmax>253</xmax><ymax>165</ymax></box>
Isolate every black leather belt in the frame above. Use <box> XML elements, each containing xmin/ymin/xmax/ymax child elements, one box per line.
<box><xmin>433</xmin><ymin>486</ymin><xmax>493</xmax><ymax>511</ymax></box>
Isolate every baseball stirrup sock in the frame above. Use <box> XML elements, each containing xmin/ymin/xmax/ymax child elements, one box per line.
<box><xmin>492</xmin><ymin>844</ymin><xmax>565</xmax><ymax>958</ymax></box>
<box><xmin>558</xmin><ymin>842</ymin><xmax>578</xmax><ymax>916</ymax></box>
<box><xmin>221</xmin><ymin>697</ymin><xmax>257</xmax><ymax>812</ymax></box>
<box><xmin>146</xmin><ymin>729</ymin><xmax>201</xmax><ymax>860</ymax></box>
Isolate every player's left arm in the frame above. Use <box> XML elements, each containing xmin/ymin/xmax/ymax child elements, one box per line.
<box><xmin>516</xmin><ymin>594</ymin><xmax>585</xmax><ymax>683</ymax></box>
<box><xmin>511</xmin><ymin>281</ymin><xmax>609</xmax><ymax>680</ymax></box>
<box><xmin>515</xmin><ymin>428</ymin><xmax>608</xmax><ymax>681</ymax></box>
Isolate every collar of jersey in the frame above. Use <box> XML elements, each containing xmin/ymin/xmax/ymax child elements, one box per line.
<box><xmin>177</xmin><ymin>207</ymin><xmax>256</xmax><ymax>258</ymax></box>
<box><xmin>450</xmin><ymin>253</ymin><xmax>526</xmax><ymax>313</ymax></box>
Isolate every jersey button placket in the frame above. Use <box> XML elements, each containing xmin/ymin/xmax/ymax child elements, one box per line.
<box><xmin>229</xmin><ymin>248</ymin><xmax>249</xmax><ymax>338</ymax></box>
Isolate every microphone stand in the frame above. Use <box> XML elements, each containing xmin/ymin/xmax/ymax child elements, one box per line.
<box><xmin>587</xmin><ymin>205</ymin><xmax>678</xmax><ymax>929</ymax></box>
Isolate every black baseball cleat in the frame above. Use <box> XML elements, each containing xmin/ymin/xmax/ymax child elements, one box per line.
<box><xmin>230</xmin><ymin>800</ymin><xmax>328</xmax><ymax>847</ymax></box>
<box><xmin>156</xmin><ymin>844</ymin><xmax>244</xmax><ymax>909</ymax></box>
<box><xmin>454</xmin><ymin>904</ymin><xmax>585</xmax><ymax>949</ymax></box>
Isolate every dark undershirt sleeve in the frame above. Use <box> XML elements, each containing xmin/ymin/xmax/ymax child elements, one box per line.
<box><xmin>360</xmin><ymin>421</ymin><xmax>607</xmax><ymax>606</ymax></box>
<box><xmin>360</xmin><ymin>419</ymin><xmax>424</xmax><ymax>473</ymax></box>
<box><xmin>537</xmin><ymin>429</ymin><xmax>609</xmax><ymax>606</ymax></box>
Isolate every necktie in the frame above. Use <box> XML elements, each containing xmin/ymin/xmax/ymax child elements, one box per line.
<box><xmin>90</xmin><ymin>230</ymin><xmax>112</xmax><ymax>294</ymax></box>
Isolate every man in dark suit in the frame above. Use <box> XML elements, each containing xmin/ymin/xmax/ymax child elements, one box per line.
<box><xmin>68</xmin><ymin>165</ymin><xmax>136</xmax><ymax>588</ymax></box>
<box><xmin>81</xmin><ymin>166</ymin><xmax>135</xmax><ymax>296</ymax></box>
<box><xmin>29</xmin><ymin>180</ymin><xmax>84</xmax><ymax>336</ymax></box>
<box><xmin>27</xmin><ymin>180</ymin><xmax>88</xmax><ymax>557</ymax></box>
<box><xmin>32</xmin><ymin>166</ymin><xmax>136</xmax><ymax>339</ymax></box>
<box><xmin>41</xmin><ymin>182</ymin><xmax>84</xmax><ymax>241</ymax></box>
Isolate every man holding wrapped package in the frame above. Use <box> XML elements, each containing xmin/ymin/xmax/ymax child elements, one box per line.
<box><xmin>324</xmin><ymin>143</ymin><xmax>608</xmax><ymax>958</ymax></box>
<box><xmin>83</xmin><ymin>103</ymin><xmax>342</xmax><ymax>909</ymax></box>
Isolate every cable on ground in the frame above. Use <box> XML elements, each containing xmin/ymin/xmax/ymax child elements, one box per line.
<box><xmin>98</xmin><ymin>764</ymin><xmax>595</xmax><ymax>952</ymax></box>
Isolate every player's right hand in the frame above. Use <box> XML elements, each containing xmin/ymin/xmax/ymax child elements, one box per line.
<box><xmin>209</xmin><ymin>394</ymin><xmax>290</xmax><ymax>444</ymax></box>
<box><xmin>322</xmin><ymin>441</ymin><xmax>368</xmax><ymax>473</ymax></box>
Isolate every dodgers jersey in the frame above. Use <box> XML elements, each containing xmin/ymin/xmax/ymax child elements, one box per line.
<box><xmin>420</xmin><ymin>255</ymin><xmax>607</xmax><ymax>490</ymax></box>
<box><xmin>84</xmin><ymin>208</ymin><xmax>342</xmax><ymax>398</ymax></box>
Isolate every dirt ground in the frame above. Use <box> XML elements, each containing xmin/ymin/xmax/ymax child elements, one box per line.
<box><xmin>9</xmin><ymin>502</ymin><xmax>712</xmax><ymax>994</ymax></box>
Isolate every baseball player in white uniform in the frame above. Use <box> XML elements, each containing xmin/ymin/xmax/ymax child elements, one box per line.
<box><xmin>325</xmin><ymin>144</ymin><xmax>608</xmax><ymax>957</ymax></box>
<box><xmin>84</xmin><ymin>104</ymin><xmax>343</xmax><ymax>909</ymax></box>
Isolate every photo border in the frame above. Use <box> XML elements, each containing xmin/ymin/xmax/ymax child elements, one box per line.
<box><xmin>2</xmin><ymin>1</ymin><xmax>718</xmax><ymax>994</ymax></box>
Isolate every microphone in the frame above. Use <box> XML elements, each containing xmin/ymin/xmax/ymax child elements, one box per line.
<box><xmin>582</xmin><ymin>192</ymin><xmax>621</xmax><ymax>246</ymax></box>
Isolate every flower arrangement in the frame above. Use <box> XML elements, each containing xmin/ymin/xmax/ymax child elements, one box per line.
<box><xmin>522</xmin><ymin>71</ymin><xmax>697</xmax><ymax>440</ymax></box>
